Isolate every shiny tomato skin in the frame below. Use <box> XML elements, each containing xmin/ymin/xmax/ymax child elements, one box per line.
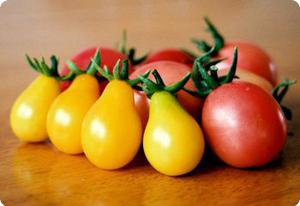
<box><xmin>202</xmin><ymin>82</ymin><xmax>287</xmax><ymax>168</ymax></box>
<box><xmin>82</xmin><ymin>80</ymin><xmax>142</xmax><ymax>170</ymax></box>
<box><xmin>144</xmin><ymin>91</ymin><xmax>205</xmax><ymax>176</ymax></box>
<box><xmin>133</xmin><ymin>90</ymin><xmax>150</xmax><ymax>129</ymax></box>
<box><xmin>10</xmin><ymin>75</ymin><xmax>61</xmax><ymax>142</ymax></box>
<box><xmin>145</xmin><ymin>48</ymin><xmax>194</xmax><ymax>67</ymax></box>
<box><xmin>216</xmin><ymin>41</ymin><xmax>277</xmax><ymax>86</ymax></box>
<box><xmin>59</xmin><ymin>47</ymin><xmax>130</xmax><ymax>91</ymax></box>
<box><xmin>47</xmin><ymin>74</ymin><xmax>101</xmax><ymax>154</ymax></box>
<box><xmin>130</xmin><ymin>61</ymin><xmax>203</xmax><ymax>128</ymax></box>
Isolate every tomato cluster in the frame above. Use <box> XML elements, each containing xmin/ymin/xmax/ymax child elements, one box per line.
<box><xmin>10</xmin><ymin>18</ymin><xmax>295</xmax><ymax>176</ymax></box>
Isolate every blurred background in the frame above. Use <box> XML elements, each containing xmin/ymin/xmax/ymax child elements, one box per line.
<box><xmin>0</xmin><ymin>0</ymin><xmax>299</xmax><ymax>114</ymax></box>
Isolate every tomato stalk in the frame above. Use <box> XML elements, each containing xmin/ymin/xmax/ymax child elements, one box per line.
<box><xmin>185</xmin><ymin>47</ymin><xmax>238</xmax><ymax>97</ymax></box>
<box><xmin>66</xmin><ymin>49</ymin><xmax>101</xmax><ymax>79</ymax></box>
<box><xmin>272</xmin><ymin>79</ymin><xmax>297</xmax><ymax>120</ymax></box>
<box><xmin>191</xmin><ymin>17</ymin><xmax>225</xmax><ymax>55</ymax></box>
<box><xmin>26</xmin><ymin>55</ymin><xmax>61</xmax><ymax>79</ymax></box>
<box><xmin>117</xmin><ymin>30</ymin><xmax>148</xmax><ymax>65</ymax></box>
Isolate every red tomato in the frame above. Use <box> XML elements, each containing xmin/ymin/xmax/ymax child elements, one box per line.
<box><xmin>145</xmin><ymin>48</ymin><xmax>194</xmax><ymax>67</ymax></box>
<box><xmin>216</xmin><ymin>41</ymin><xmax>277</xmax><ymax>86</ymax></box>
<box><xmin>59</xmin><ymin>47</ymin><xmax>130</xmax><ymax>91</ymax></box>
<box><xmin>218</xmin><ymin>68</ymin><xmax>273</xmax><ymax>92</ymax></box>
<box><xmin>202</xmin><ymin>82</ymin><xmax>287</xmax><ymax>168</ymax></box>
<box><xmin>130</xmin><ymin>61</ymin><xmax>202</xmax><ymax>128</ymax></box>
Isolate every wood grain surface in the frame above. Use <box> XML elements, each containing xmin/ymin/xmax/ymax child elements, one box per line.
<box><xmin>0</xmin><ymin>0</ymin><xmax>300</xmax><ymax>205</ymax></box>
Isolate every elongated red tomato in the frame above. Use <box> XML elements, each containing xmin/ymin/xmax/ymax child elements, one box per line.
<box><xmin>59</xmin><ymin>47</ymin><xmax>131</xmax><ymax>90</ymax></box>
<box><xmin>202</xmin><ymin>82</ymin><xmax>287</xmax><ymax>168</ymax></box>
<box><xmin>130</xmin><ymin>61</ymin><xmax>202</xmax><ymax>128</ymax></box>
<box><xmin>145</xmin><ymin>48</ymin><xmax>194</xmax><ymax>67</ymax></box>
<box><xmin>216</xmin><ymin>41</ymin><xmax>277</xmax><ymax>86</ymax></box>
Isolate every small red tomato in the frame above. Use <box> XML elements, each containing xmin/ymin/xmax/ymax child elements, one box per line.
<box><xmin>202</xmin><ymin>82</ymin><xmax>287</xmax><ymax>168</ymax></box>
<box><xmin>218</xmin><ymin>68</ymin><xmax>273</xmax><ymax>92</ymax></box>
<box><xmin>216</xmin><ymin>41</ymin><xmax>277</xmax><ymax>86</ymax></box>
<box><xmin>59</xmin><ymin>47</ymin><xmax>131</xmax><ymax>91</ymax></box>
<box><xmin>130</xmin><ymin>61</ymin><xmax>202</xmax><ymax>128</ymax></box>
<box><xmin>145</xmin><ymin>48</ymin><xmax>194</xmax><ymax>67</ymax></box>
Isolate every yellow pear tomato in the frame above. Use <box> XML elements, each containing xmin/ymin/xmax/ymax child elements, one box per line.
<box><xmin>10</xmin><ymin>56</ymin><xmax>61</xmax><ymax>142</ymax></box>
<box><xmin>82</xmin><ymin>80</ymin><xmax>142</xmax><ymax>169</ymax></box>
<box><xmin>140</xmin><ymin>70</ymin><xmax>205</xmax><ymax>176</ymax></box>
<box><xmin>82</xmin><ymin>59</ymin><xmax>144</xmax><ymax>170</ymax></box>
<box><xmin>47</xmin><ymin>74</ymin><xmax>100</xmax><ymax>154</ymax></box>
<box><xmin>144</xmin><ymin>91</ymin><xmax>204</xmax><ymax>176</ymax></box>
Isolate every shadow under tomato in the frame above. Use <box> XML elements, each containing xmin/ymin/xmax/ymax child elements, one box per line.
<box><xmin>122</xmin><ymin>151</ymin><xmax>149</xmax><ymax>170</ymax></box>
<box><xmin>185</xmin><ymin>145</ymin><xmax>286</xmax><ymax>177</ymax></box>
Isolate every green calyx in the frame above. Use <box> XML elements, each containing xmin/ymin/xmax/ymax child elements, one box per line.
<box><xmin>26</xmin><ymin>54</ymin><xmax>60</xmax><ymax>79</ymax></box>
<box><xmin>185</xmin><ymin>47</ymin><xmax>238</xmax><ymax>97</ymax></box>
<box><xmin>65</xmin><ymin>49</ymin><xmax>101</xmax><ymax>81</ymax></box>
<box><xmin>90</xmin><ymin>53</ymin><xmax>149</xmax><ymax>87</ymax></box>
<box><xmin>139</xmin><ymin>69</ymin><xmax>191</xmax><ymax>98</ymax></box>
<box><xmin>191</xmin><ymin>17</ymin><xmax>225</xmax><ymax>55</ymax></box>
<box><xmin>272</xmin><ymin>79</ymin><xmax>297</xmax><ymax>120</ymax></box>
<box><xmin>117</xmin><ymin>30</ymin><xmax>148</xmax><ymax>66</ymax></box>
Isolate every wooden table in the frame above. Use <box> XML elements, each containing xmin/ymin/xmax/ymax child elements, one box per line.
<box><xmin>0</xmin><ymin>0</ymin><xmax>299</xmax><ymax>205</ymax></box>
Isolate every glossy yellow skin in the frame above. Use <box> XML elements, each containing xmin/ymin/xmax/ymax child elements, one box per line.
<box><xmin>144</xmin><ymin>91</ymin><xmax>205</xmax><ymax>176</ymax></box>
<box><xmin>82</xmin><ymin>80</ymin><xmax>142</xmax><ymax>170</ymax></box>
<box><xmin>47</xmin><ymin>74</ymin><xmax>100</xmax><ymax>154</ymax></box>
<box><xmin>10</xmin><ymin>75</ymin><xmax>60</xmax><ymax>142</ymax></box>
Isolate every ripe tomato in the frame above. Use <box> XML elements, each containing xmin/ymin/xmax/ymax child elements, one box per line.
<box><xmin>47</xmin><ymin>74</ymin><xmax>101</xmax><ymax>154</ymax></box>
<box><xmin>144</xmin><ymin>91</ymin><xmax>205</xmax><ymax>176</ymax></box>
<box><xmin>59</xmin><ymin>47</ymin><xmax>131</xmax><ymax>91</ymax></box>
<box><xmin>130</xmin><ymin>61</ymin><xmax>203</xmax><ymax>128</ymax></box>
<box><xmin>10</xmin><ymin>75</ymin><xmax>61</xmax><ymax>142</ymax></box>
<box><xmin>145</xmin><ymin>48</ymin><xmax>194</xmax><ymax>67</ymax></box>
<box><xmin>82</xmin><ymin>80</ymin><xmax>142</xmax><ymax>169</ymax></box>
<box><xmin>218</xmin><ymin>68</ymin><xmax>273</xmax><ymax>92</ymax></box>
<box><xmin>202</xmin><ymin>82</ymin><xmax>287</xmax><ymax>168</ymax></box>
<box><xmin>216</xmin><ymin>42</ymin><xmax>277</xmax><ymax>86</ymax></box>
<box><xmin>11</xmin><ymin>55</ymin><xmax>61</xmax><ymax>142</ymax></box>
<box><xmin>193</xmin><ymin>18</ymin><xmax>277</xmax><ymax>86</ymax></box>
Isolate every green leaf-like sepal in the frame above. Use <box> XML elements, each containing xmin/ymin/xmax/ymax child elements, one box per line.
<box><xmin>25</xmin><ymin>54</ymin><xmax>60</xmax><ymax>79</ymax></box>
<box><xmin>60</xmin><ymin>49</ymin><xmax>102</xmax><ymax>81</ymax></box>
<box><xmin>219</xmin><ymin>47</ymin><xmax>238</xmax><ymax>84</ymax></box>
<box><xmin>186</xmin><ymin>47</ymin><xmax>238</xmax><ymax>98</ymax></box>
<box><xmin>139</xmin><ymin>69</ymin><xmax>191</xmax><ymax>98</ymax></box>
<box><xmin>191</xmin><ymin>17</ymin><xmax>225</xmax><ymax>55</ymax></box>
<box><xmin>272</xmin><ymin>79</ymin><xmax>296</xmax><ymax>120</ymax></box>
<box><xmin>91</xmin><ymin>57</ymin><xmax>149</xmax><ymax>87</ymax></box>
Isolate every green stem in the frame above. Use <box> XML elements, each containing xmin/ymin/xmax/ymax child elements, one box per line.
<box><xmin>198</xmin><ymin>62</ymin><xmax>219</xmax><ymax>89</ymax></box>
<box><xmin>210</xmin><ymin>65</ymin><xmax>219</xmax><ymax>83</ymax></box>
<box><xmin>117</xmin><ymin>30</ymin><xmax>148</xmax><ymax>65</ymax></box>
